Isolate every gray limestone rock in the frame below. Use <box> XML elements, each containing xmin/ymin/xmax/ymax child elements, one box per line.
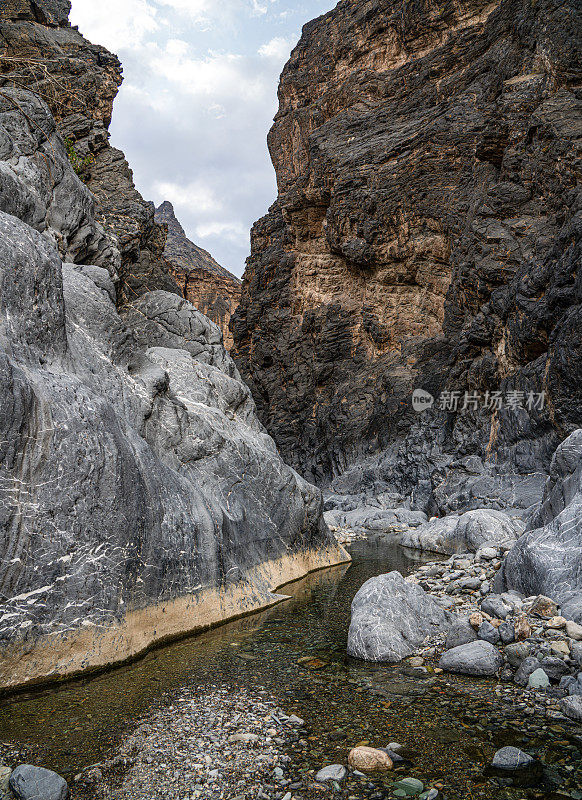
<box><xmin>324</xmin><ymin>505</ymin><xmax>426</xmax><ymax>533</ymax></box>
<box><xmin>504</xmin><ymin>642</ymin><xmax>531</xmax><ymax>668</ymax></box>
<box><xmin>438</xmin><ymin>641</ymin><xmax>503</xmax><ymax>677</ymax></box>
<box><xmin>347</xmin><ymin>571</ymin><xmax>450</xmax><ymax>663</ymax></box>
<box><xmin>500</xmin><ymin>431</ymin><xmax>582</xmax><ymax>622</ymax></box>
<box><xmin>527</xmin><ymin>668</ymin><xmax>550</xmax><ymax>689</ymax></box>
<box><xmin>315</xmin><ymin>765</ymin><xmax>347</xmax><ymax>783</ymax></box>
<box><xmin>540</xmin><ymin>657</ymin><xmax>571</xmax><ymax>682</ymax></box>
<box><xmin>121</xmin><ymin>291</ymin><xmax>236</xmax><ymax>377</ymax></box>
<box><xmin>491</xmin><ymin>747</ymin><xmax>533</xmax><ymax>771</ymax></box>
<box><xmin>9</xmin><ymin>765</ymin><xmax>69</xmax><ymax>800</ymax></box>
<box><xmin>498</xmin><ymin>622</ymin><xmax>515</xmax><ymax>644</ymax></box>
<box><xmin>400</xmin><ymin>509</ymin><xmax>518</xmax><ymax>555</ymax></box>
<box><xmin>478</xmin><ymin>621</ymin><xmax>500</xmax><ymax>645</ymax></box>
<box><xmin>445</xmin><ymin>618</ymin><xmax>478</xmax><ymax>650</ymax></box>
<box><xmin>0</xmin><ymin>210</ymin><xmax>343</xmax><ymax>689</ymax></box>
<box><xmin>0</xmin><ymin>89</ymin><xmax>119</xmax><ymax>275</ymax></box>
<box><xmin>514</xmin><ymin>657</ymin><xmax>541</xmax><ymax>687</ymax></box>
<box><xmin>560</xmin><ymin>695</ymin><xmax>582</xmax><ymax>722</ymax></box>
<box><xmin>572</xmin><ymin>642</ymin><xmax>582</xmax><ymax>667</ymax></box>
<box><xmin>481</xmin><ymin>595</ymin><xmax>512</xmax><ymax>620</ymax></box>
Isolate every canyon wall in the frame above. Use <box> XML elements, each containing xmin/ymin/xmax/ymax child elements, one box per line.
<box><xmin>155</xmin><ymin>202</ymin><xmax>242</xmax><ymax>349</ymax></box>
<box><xmin>0</xmin><ymin>0</ymin><xmax>179</xmax><ymax>302</ymax></box>
<box><xmin>233</xmin><ymin>0</ymin><xmax>582</xmax><ymax>510</ymax></box>
<box><xmin>0</xmin><ymin>2</ymin><xmax>347</xmax><ymax>691</ymax></box>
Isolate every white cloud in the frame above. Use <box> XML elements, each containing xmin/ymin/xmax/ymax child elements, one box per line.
<box><xmin>156</xmin><ymin>0</ymin><xmax>215</xmax><ymax>28</ymax></box>
<box><xmin>70</xmin><ymin>0</ymin><xmax>158</xmax><ymax>50</ymax></box>
<box><xmin>251</xmin><ymin>0</ymin><xmax>268</xmax><ymax>14</ymax></box>
<box><xmin>69</xmin><ymin>0</ymin><xmax>337</xmax><ymax>276</ymax></box>
<box><xmin>195</xmin><ymin>221</ymin><xmax>249</xmax><ymax>245</ymax></box>
<box><xmin>258</xmin><ymin>36</ymin><xmax>294</xmax><ymax>60</ymax></box>
<box><xmin>153</xmin><ymin>180</ymin><xmax>223</xmax><ymax>214</ymax></box>
<box><xmin>149</xmin><ymin>42</ymin><xmax>270</xmax><ymax>103</ymax></box>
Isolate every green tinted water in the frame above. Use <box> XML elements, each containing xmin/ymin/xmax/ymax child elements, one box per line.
<box><xmin>0</xmin><ymin>537</ymin><xmax>580</xmax><ymax>799</ymax></box>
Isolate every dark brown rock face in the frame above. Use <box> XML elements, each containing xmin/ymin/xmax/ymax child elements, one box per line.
<box><xmin>155</xmin><ymin>202</ymin><xmax>242</xmax><ymax>348</ymax></box>
<box><xmin>0</xmin><ymin>0</ymin><xmax>180</xmax><ymax>302</ymax></box>
<box><xmin>233</xmin><ymin>0</ymin><xmax>582</xmax><ymax>502</ymax></box>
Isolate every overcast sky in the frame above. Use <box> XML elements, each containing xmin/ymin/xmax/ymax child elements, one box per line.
<box><xmin>69</xmin><ymin>0</ymin><xmax>337</xmax><ymax>277</ymax></box>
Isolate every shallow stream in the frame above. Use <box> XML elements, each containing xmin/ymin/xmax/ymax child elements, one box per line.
<box><xmin>1</xmin><ymin>537</ymin><xmax>581</xmax><ymax>799</ymax></box>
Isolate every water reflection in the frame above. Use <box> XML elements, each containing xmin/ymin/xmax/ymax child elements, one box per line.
<box><xmin>1</xmin><ymin>537</ymin><xmax>579</xmax><ymax>799</ymax></box>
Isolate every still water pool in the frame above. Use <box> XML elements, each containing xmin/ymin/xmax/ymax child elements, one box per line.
<box><xmin>1</xmin><ymin>537</ymin><xmax>581</xmax><ymax>799</ymax></box>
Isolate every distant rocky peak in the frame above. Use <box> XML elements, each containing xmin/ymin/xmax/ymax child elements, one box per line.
<box><xmin>154</xmin><ymin>201</ymin><xmax>242</xmax><ymax>349</ymax></box>
<box><xmin>154</xmin><ymin>201</ymin><xmax>240</xmax><ymax>284</ymax></box>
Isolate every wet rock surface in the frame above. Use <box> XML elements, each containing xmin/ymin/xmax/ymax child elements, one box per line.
<box><xmin>1</xmin><ymin>538</ymin><xmax>582</xmax><ymax>800</ymax></box>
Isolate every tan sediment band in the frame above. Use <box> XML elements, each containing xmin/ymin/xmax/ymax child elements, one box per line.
<box><xmin>0</xmin><ymin>542</ymin><xmax>350</xmax><ymax>693</ymax></box>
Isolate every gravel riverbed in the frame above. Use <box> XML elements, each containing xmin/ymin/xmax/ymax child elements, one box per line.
<box><xmin>72</xmin><ymin>687</ymin><xmax>309</xmax><ymax>800</ymax></box>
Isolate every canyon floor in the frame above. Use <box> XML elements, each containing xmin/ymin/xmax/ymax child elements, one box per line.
<box><xmin>1</xmin><ymin>533</ymin><xmax>581</xmax><ymax>800</ymax></box>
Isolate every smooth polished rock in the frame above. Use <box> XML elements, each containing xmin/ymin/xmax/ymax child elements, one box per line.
<box><xmin>315</xmin><ymin>765</ymin><xmax>347</xmax><ymax>783</ymax></box>
<box><xmin>438</xmin><ymin>641</ymin><xmax>503</xmax><ymax>677</ymax></box>
<box><xmin>9</xmin><ymin>766</ymin><xmax>69</xmax><ymax>800</ymax></box>
<box><xmin>348</xmin><ymin>747</ymin><xmax>393</xmax><ymax>773</ymax></box>
<box><xmin>491</xmin><ymin>747</ymin><xmax>533</xmax><ymax>770</ymax></box>
<box><xmin>560</xmin><ymin>695</ymin><xmax>582</xmax><ymax>722</ymax></box>
<box><xmin>527</xmin><ymin>668</ymin><xmax>550</xmax><ymax>689</ymax></box>
<box><xmin>348</xmin><ymin>572</ymin><xmax>450</xmax><ymax>663</ymax></box>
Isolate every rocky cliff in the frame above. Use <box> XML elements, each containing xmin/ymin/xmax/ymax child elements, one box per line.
<box><xmin>0</xmin><ymin>3</ymin><xmax>347</xmax><ymax>691</ymax></box>
<box><xmin>233</xmin><ymin>0</ymin><xmax>582</xmax><ymax>514</ymax></box>
<box><xmin>0</xmin><ymin>0</ymin><xmax>180</xmax><ymax>302</ymax></box>
<box><xmin>154</xmin><ymin>202</ymin><xmax>242</xmax><ymax>349</ymax></box>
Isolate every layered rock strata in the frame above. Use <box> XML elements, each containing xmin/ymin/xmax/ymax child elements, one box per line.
<box><xmin>232</xmin><ymin>0</ymin><xmax>582</xmax><ymax>511</ymax></box>
<box><xmin>0</xmin><ymin>0</ymin><xmax>180</xmax><ymax>301</ymax></box>
<box><xmin>154</xmin><ymin>202</ymin><xmax>242</xmax><ymax>349</ymax></box>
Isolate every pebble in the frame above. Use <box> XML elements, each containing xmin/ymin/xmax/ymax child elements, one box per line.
<box><xmin>392</xmin><ymin>776</ymin><xmax>424</xmax><ymax>796</ymax></box>
<box><xmin>491</xmin><ymin>746</ymin><xmax>534</xmax><ymax>770</ymax></box>
<box><xmin>551</xmin><ymin>640</ymin><xmax>571</xmax><ymax>657</ymax></box>
<box><xmin>566</xmin><ymin>620</ymin><xmax>582</xmax><ymax>641</ymax></box>
<box><xmin>73</xmin><ymin>687</ymin><xmax>301</xmax><ymax>800</ymax></box>
<box><xmin>315</xmin><ymin>764</ymin><xmax>347</xmax><ymax>783</ymax></box>
<box><xmin>527</xmin><ymin>668</ymin><xmax>550</xmax><ymax>689</ymax></box>
<box><xmin>348</xmin><ymin>746</ymin><xmax>393</xmax><ymax>773</ymax></box>
<box><xmin>546</xmin><ymin>616</ymin><xmax>567</xmax><ymax>629</ymax></box>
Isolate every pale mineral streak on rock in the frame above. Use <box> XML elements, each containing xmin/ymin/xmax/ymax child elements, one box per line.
<box><xmin>347</xmin><ymin>571</ymin><xmax>450</xmax><ymax>662</ymax></box>
<box><xmin>497</xmin><ymin>430</ymin><xmax>582</xmax><ymax>622</ymax></box>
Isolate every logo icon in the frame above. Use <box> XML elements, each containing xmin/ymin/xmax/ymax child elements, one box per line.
<box><xmin>412</xmin><ymin>389</ymin><xmax>434</xmax><ymax>413</ymax></box>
